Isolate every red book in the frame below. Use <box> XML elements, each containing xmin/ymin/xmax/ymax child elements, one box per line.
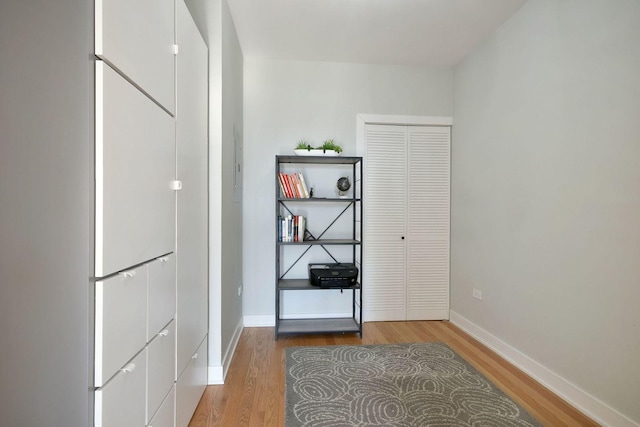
<box><xmin>280</xmin><ymin>172</ymin><xmax>293</xmax><ymax>198</ymax></box>
<box><xmin>277</xmin><ymin>173</ymin><xmax>287</xmax><ymax>197</ymax></box>
<box><xmin>292</xmin><ymin>173</ymin><xmax>302</xmax><ymax>198</ymax></box>
<box><xmin>287</xmin><ymin>174</ymin><xmax>298</xmax><ymax>198</ymax></box>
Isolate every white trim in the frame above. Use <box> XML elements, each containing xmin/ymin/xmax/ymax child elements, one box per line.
<box><xmin>281</xmin><ymin>312</ymin><xmax>352</xmax><ymax>320</ymax></box>
<box><xmin>207</xmin><ymin>366</ymin><xmax>224</xmax><ymax>385</ymax></box>
<box><xmin>95</xmin><ymin>0</ymin><xmax>103</xmax><ymax>55</ymax></box>
<box><xmin>94</xmin><ymin>388</ymin><xmax>103</xmax><ymax>427</ymax></box>
<box><xmin>243</xmin><ymin>314</ymin><xmax>274</xmax><ymax>327</ymax></box>
<box><xmin>357</xmin><ymin>114</ymin><xmax>453</xmax><ymax>127</ymax></box>
<box><xmin>208</xmin><ymin>318</ymin><xmax>243</xmax><ymax>385</ymax></box>
<box><xmin>223</xmin><ymin>319</ymin><xmax>243</xmax><ymax>380</ymax></box>
<box><xmin>450</xmin><ymin>311</ymin><xmax>639</xmax><ymax>427</ymax></box>
<box><xmin>94</xmin><ymin>280</ymin><xmax>104</xmax><ymax>385</ymax></box>
<box><xmin>95</xmin><ymin>62</ymin><xmax>104</xmax><ymax>277</ymax></box>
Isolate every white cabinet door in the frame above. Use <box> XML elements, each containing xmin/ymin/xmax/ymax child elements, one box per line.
<box><xmin>148</xmin><ymin>254</ymin><xmax>176</xmax><ymax>340</ymax></box>
<box><xmin>95</xmin><ymin>62</ymin><xmax>175</xmax><ymax>278</ymax></box>
<box><xmin>95</xmin><ymin>265</ymin><xmax>147</xmax><ymax>387</ymax></box>
<box><xmin>407</xmin><ymin>127</ymin><xmax>450</xmax><ymax>320</ymax></box>
<box><xmin>95</xmin><ymin>349</ymin><xmax>147</xmax><ymax>427</ymax></box>
<box><xmin>176</xmin><ymin>0</ymin><xmax>209</xmax><ymax>376</ymax></box>
<box><xmin>363</xmin><ymin>125</ymin><xmax>407</xmax><ymax>321</ymax></box>
<box><xmin>96</xmin><ymin>0</ymin><xmax>175</xmax><ymax>113</ymax></box>
<box><xmin>147</xmin><ymin>321</ymin><xmax>176</xmax><ymax>424</ymax></box>
<box><xmin>176</xmin><ymin>336</ymin><xmax>207</xmax><ymax>427</ymax></box>
<box><xmin>363</xmin><ymin>124</ymin><xmax>450</xmax><ymax>321</ymax></box>
<box><xmin>147</xmin><ymin>386</ymin><xmax>175</xmax><ymax>427</ymax></box>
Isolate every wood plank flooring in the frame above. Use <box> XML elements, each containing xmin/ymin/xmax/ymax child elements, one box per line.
<box><xmin>188</xmin><ymin>321</ymin><xmax>599</xmax><ymax>426</ymax></box>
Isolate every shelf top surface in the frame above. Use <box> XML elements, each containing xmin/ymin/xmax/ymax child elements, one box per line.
<box><xmin>277</xmin><ymin>155</ymin><xmax>362</xmax><ymax>164</ymax></box>
<box><xmin>279</xmin><ymin>197</ymin><xmax>361</xmax><ymax>202</ymax></box>
<box><xmin>278</xmin><ymin>278</ymin><xmax>361</xmax><ymax>290</ymax></box>
<box><xmin>278</xmin><ymin>239</ymin><xmax>360</xmax><ymax>245</ymax></box>
<box><xmin>277</xmin><ymin>318</ymin><xmax>361</xmax><ymax>334</ymax></box>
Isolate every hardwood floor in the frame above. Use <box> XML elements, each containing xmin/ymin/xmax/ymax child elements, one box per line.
<box><xmin>188</xmin><ymin>321</ymin><xmax>599</xmax><ymax>426</ymax></box>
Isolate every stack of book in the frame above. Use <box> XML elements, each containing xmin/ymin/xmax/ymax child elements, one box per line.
<box><xmin>278</xmin><ymin>215</ymin><xmax>305</xmax><ymax>242</ymax></box>
<box><xmin>278</xmin><ymin>172</ymin><xmax>310</xmax><ymax>198</ymax></box>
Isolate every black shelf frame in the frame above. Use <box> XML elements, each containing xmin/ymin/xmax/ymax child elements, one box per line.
<box><xmin>275</xmin><ymin>155</ymin><xmax>363</xmax><ymax>339</ymax></box>
<box><xmin>278</xmin><ymin>278</ymin><xmax>361</xmax><ymax>290</ymax></box>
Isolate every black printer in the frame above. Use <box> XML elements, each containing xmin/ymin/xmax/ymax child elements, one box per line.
<box><xmin>308</xmin><ymin>263</ymin><xmax>358</xmax><ymax>288</ymax></box>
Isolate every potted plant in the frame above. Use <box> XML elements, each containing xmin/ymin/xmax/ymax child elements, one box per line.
<box><xmin>293</xmin><ymin>139</ymin><xmax>343</xmax><ymax>156</ymax></box>
<box><xmin>318</xmin><ymin>139</ymin><xmax>342</xmax><ymax>156</ymax></box>
<box><xmin>294</xmin><ymin>140</ymin><xmax>314</xmax><ymax>156</ymax></box>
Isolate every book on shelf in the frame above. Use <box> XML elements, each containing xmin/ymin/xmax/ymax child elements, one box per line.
<box><xmin>290</xmin><ymin>174</ymin><xmax>301</xmax><ymax>198</ymax></box>
<box><xmin>292</xmin><ymin>174</ymin><xmax>302</xmax><ymax>199</ymax></box>
<box><xmin>278</xmin><ymin>215</ymin><xmax>306</xmax><ymax>242</ymax></box>
<box><xmin>297</xmin><ymin>216</ymin><xmax>305</xmax><ymax>242</ymax></box>
<box><xmin>278</xmin><ymin>215</ymin><xmax>282</xmax><ymax>241</ymax></box>
<box><xmin>280</xmin><ymin>172</ymin><xmax>293</xmax><ymax>198</ymax></box>
<box><xmin>277</xmin><ymin>171</ymin><xmax>310</xmax><ymax>199</ymax></box>
<box><xmin>298</xmin><ymin>172</ymin><xmax>310</xmax><ymax>198</ymax></box>
<box><xmin>277</xmin><ymin>174</ymin><xmax>287</xmax><ymax>198</ymax></box>
<box><xmin>287</xmin><ymin>174</ymin><xmax>295</xmax><ymax>198</ymax></box>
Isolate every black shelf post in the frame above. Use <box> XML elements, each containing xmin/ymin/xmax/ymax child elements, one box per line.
<box><xmin>274</xmin><ymin>155</ymin><xmax>363</xmax><ymax>339</ymax></box>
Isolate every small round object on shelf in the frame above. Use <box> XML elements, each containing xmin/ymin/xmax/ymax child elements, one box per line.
<box><xmin>337</xmin><ymin>177</ymin><xmax>351</xmax><ymax>197</ymax></box>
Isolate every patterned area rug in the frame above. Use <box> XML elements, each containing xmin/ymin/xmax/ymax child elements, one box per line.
<box><xmin>285</xmin><ymin>342</ymin><xmax>542</xmax><ymax>427</ymax></box>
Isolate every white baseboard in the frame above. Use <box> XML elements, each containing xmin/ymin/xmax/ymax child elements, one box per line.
<box><xmin>282</xmin><ymin>312</ymin><xmax>352</xmax><ymax>320</ymax></box>
<box><xmin>208</xmin><ymin>318</ymin><xmax>244</xmax><ymax>385</ymax></box>
<box><xmin>222</xmin><ymin>318</ymin><xmax>243</xmax><ymax>378</ymax></box>
<box><xmin>450</xmin><ymin>310</ymin><xmax>638</xmax><ymax>427</ymax></box>
<box><xmin>243</xmin><ymin>314</ymin><xmax>274</xmax><ymax>327</ymax></box>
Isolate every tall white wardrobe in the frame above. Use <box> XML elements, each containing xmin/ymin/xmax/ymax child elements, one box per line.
<box><xmin>362</xmin><ymin>118</ymin><xmax>451</xmax><ymax>322</ymax></box>
<box><xmin>93</xmin><ymin>1</ymin><xmax>209</xmax><ymax>426</ymax></box>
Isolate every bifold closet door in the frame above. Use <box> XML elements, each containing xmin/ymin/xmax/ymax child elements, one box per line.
<box><xmin>364</xmin><ymin>125</ymin><xmax>407</xmax><ymax>321</ymax></box>
<box><xmin>363</xmin><ymin>124</ymin><xmax>450</xmax><ymax>321</ymax></box>
<box><xmin>406</xmin><ymin>126</ymin><xmax>450</xmax><ymax>320</ymax></box>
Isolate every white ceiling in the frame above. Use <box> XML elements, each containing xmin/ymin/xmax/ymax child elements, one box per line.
<box><xmin>226</xmin><ymin>0</ymin><xmax>527</xmax><ymax>67</ymax></box>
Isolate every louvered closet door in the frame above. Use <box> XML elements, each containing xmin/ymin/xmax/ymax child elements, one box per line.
<box><xmin>406</xmin><ymin>127</ymin><xmax>450</xmax><ymax>320</ymax></box>
<box><xmin>363</xmin><ymin>125</ymin><xmax>407</xmax><ymax>321</ymax></box>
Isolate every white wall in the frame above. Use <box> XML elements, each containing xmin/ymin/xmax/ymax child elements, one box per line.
<box><xmin>451</xmin><ymin>0</ymin><xmax>640</xmax><ymax>424</ymax></box>
<box><xmin>0</xmin><ymin>0</ymin><xmax>94</xmax><ymax>425</ymax></box>
<box><xmin>219</xmin><ymin>0</ymin><xmax>244</xmax><ymax>368</ymax></box>
<box><xmin>243</xmin><ymin>59</ymin><xmax>453</xmax><ymax>321</ymax></box>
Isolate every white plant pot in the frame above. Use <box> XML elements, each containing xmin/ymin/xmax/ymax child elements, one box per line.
<box><xmin>294</xmin><ymin>149</ymin><xmax>315</xmax><ymax>156</ymax></box>
<box><xmin>294</xmin><ymin>149</ymin><xmax>341</xmax><ymax>156</ymax></box>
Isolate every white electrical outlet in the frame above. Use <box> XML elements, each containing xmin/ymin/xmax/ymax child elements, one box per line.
<box><xmin>473</xmin><ymin>289</ymin><xmax>482</xmax><ymax>300</ymax></box>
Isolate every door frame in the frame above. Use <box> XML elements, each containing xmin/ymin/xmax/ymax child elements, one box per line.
<box><xmin>356</xmin><ymin>114</ymin><xmax>453</xmax><ymax>156</ymax></box>
<box><xmin>356</xmin><ymin>114</ymin><xmax>453</xmax><ymax>322</ymax></box>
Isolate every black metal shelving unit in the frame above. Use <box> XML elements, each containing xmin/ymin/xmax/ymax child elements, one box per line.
<box><xmin>275</xmin><ymin>155</ymin><xmax>363</xmax><ymax>339</ymax></box>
